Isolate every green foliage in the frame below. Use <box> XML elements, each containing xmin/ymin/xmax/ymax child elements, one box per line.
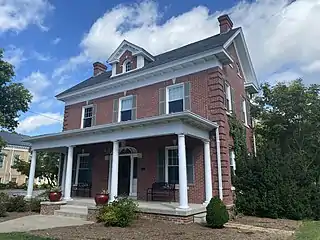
<box><xmin>0</xmin><ymin>203</ymin><xmax>7</xmax><ymax>217</ymax></box>
<box><xmin>13</xmin><ymin>152</ymin><xmax>59</xmax><ymax>187</ymax></box>
<box><xmin>234</xmin><ymin>80</ymin><xmax>320</xmax><ymax>220</ymax></box>
<box><xmin>0</xmin><ymin>49</ymin><xmax>32</xmax><ymax>150</ymax></box>
<box><xmin>206</xmin><ymin>196</ymin><xmax>229</xmax><ymax>228</ymax></box>
<box><xmin>6</xmin><ymin>196</ymin><xmax>27</xmax><ymax>212</ymax></box>
<box><xmin>0</xmin><ymin>233</ymin><xmax>53</xmax><ymax>240</ymax></box>
<box><xmin>0</xmin><ymin>192</ymin><xmax>8</xmax><ymax>217</ymax></box>
<box><xmin>28</xmin><ymin>198</ymin><xmax>41</xmax><ymax>213</ymax></box>
<box><xmin>97</xmin><ymin>198</ymin><xmax>138</xmax><ymax>227</ymax></box>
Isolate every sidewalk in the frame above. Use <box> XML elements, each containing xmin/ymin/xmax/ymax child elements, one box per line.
<box><xmin>0</xmin><ymin>215</ymin><xmax>93</xmax><ymax>233</ymax></box>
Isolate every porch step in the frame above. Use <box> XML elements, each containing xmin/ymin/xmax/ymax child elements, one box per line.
<box><xmin>54</xmin><ymin>205</ymin><xmax>88</xmax><ymax>220</ymax></box>
<box><xmin>193</xmin><ymin>212</ymin><xmax>206</xmax><ymax>224</ymax></box>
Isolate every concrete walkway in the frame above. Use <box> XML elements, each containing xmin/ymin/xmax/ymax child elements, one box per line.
<box><xmin>225</xmin><ymin>222</ymin><xmax>295</xmax><ymax>237</ymax></box>
<box><xmin>0</xmin><ymin>215</ymin><xmax>93</xmax><ymax>233</ymax></box>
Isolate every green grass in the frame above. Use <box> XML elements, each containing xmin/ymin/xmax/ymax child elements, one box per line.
<box><xmin>0</xmin><ymin>232</ymin><xmax>54</xmax><ymax>240</ymax></box>
<box><xmin>295</xmin><ymin>221</ymin><xmax>320</xmax><ymax>240</ymax></box>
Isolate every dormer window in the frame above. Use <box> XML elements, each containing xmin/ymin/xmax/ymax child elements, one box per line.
<box><xmin>123</xmin><ymin>60</ymin><xmax>132</xmax><ymax>73</ymax></box>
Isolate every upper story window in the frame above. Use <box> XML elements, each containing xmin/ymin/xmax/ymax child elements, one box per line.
<box><xmin>81</xmin><ymin>105</ymin><xmax>95</xmax><ymax>128</ymax></box>
<box><xmin>241</xmin><ymin>98</ymin><xmax>250</xmax><ymax>127</ymax></box>
<box><xmin>0</xmin><ymin>155</ymin><xmax>4</xmax><ymax>168</ymax></box>
<box><xmin>119</xmin><ymin>96</ymin><xmax>133</xmax><ymax>122</ymax></box>
<box><xmin>166</xmin><ymin>84</ymin><xmax>184</xmax><ymax>114</ymax></box>
<box><xmin>125</xmin><ymin>61</ymin><xmax>132</xmax><ymax>72</ymax></box>
<box><xmin>236</xmin><ymin>62</ymin><xmax>242</xmax><ymax>77</ymax></box>
<box><xmin>122</xmin><ymin>60</ymin><xmax>132</xmax><ymax>73</ymax></box>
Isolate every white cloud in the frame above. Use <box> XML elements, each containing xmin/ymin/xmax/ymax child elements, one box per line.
<box><xmin>54</xmin><ymin>0</ymin><xmax>320</xmax><ymax>85</ymax></box>
<box><xmin>3</xmin><ymin>45</ymin><xmax>26</xmax><ymax>69</ymax></box>
<box><xmin>32</xmin><ymin>51</ymin><xmax>52</xmax><ymax>61</ymax></box>
<box><xmin>21</xmin><ymin>71</ymin><xmax>51</xmax><ymax>103</ymax></box>
<box><xmin>0</xmin><ymin>0</ymin><xmax>53</xmax><ymax>33</ymax></box>
<box><xmin>267</xmin><ymin>70</ymin><xmax>302</xmax><ymax>84</ymax></box>
<box><xmin>17</xmin><ymin>112</ymin><xmax>63</xmax><ymax>133</ymax></box>
<box><xmin>301</xmin><ymin>60</ymin><xmax>320</xmax><ymax>73</ymax></box>
<box><xmin>52</xmin><ymin>37</ymin><xmax>61</xmax><ymax>45</ymax></box>
<box><xmin>52</xmin><ymin>53</ymin><xmax>88</xmax><ymax>78</ymax></box>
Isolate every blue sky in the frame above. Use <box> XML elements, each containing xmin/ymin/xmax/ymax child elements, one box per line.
<box><xmin>1</xmin><ymin>0</ymin><xmax>319</xmax><ymax>136</ymax></box>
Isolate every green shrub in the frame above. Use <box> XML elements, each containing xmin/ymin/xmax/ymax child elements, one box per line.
<box><xmin>97</xmin><ymin>198</ymin><xmax>138</xmax><ymax>227</ymax></box>
<box><xmin>0</xmin><ymin>192</ymin><xmax>8</xmax><ymax>217</ymax></box>
<box><xmin>0</xmin><ymin>192</ymin><xmax>9</xmax><ymax>203</ymax></box>
<box><xmin>0</xmin><ymin>203</ymin><xmax>7</xmax><ymax>217</ymax></box>
<box><xmin>28</xmin><ymin>198</ymin><xmax>41</xmax><ymax>213</ymax></box>
<box><xmin>6</xmin><ymin>196</ymin><xmax>26</xmax><ymax>212</ymax></box>
<box><xmin>7</xmin><ymin>181</ymin><xmax>18</xmax><ymax>189</ymax></box>
<box><xmin>206</xmin><ymin>196</ymin><xmax>229</xmax><ymax>228</ymax></box>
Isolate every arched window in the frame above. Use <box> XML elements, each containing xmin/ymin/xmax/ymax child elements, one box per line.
<box><xmin>125</xmin><ymin>61</ymin><xmax>132</xmax><ymax>72</ymax></box>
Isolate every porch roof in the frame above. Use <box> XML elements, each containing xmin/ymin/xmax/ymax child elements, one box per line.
<box><xmin>27</xmin><ymin>111</ymin><xmax>218</xmax><ymax>150</ymax></box>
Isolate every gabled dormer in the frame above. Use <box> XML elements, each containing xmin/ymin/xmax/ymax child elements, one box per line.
<box><xmin>108</xmin><ymin>40</ymin><xmax>154</xmax><ymax>77</ymax></box>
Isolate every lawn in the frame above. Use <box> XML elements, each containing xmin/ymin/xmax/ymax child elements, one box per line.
<box><xmin>0</xmin><ymin>232</ymin><xmax>53</xmax><ymax>240</ymax></box>
<box><xmin>295</xmin><ymin>221</ymin><xmax>320</xmax><ymax>240</ymax></box>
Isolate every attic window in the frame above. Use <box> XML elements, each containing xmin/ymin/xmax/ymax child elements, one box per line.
<box><xmin>123</xmin><ymin>60</ymin><xmax>132</xmax><ymax>73</ymax></box>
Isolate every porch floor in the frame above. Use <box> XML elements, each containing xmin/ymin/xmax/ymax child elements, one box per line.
<box><xmin>70</xmin><ymin>197</ymin><xmax>206</xmax><ymax>216</ymax></box>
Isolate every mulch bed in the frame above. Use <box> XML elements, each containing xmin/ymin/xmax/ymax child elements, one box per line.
<box><xmin>232</xmin><ymin>215</ymin><xmax>301</xmax><ymax>231</ymax></box>
<box><xmin>0</xmin><ymin>212</ymin><xmax>37</xmax><ymax>223</ymax></box>
<box><xmin>31</xmin><ymin>219</ymin><xmax>289</xmax><ymax>240</ymax></box>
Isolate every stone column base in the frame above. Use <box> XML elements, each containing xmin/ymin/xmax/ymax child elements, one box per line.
<box><xmin>40</xmin><ymin>201</ymin><xmax>67</xmax><ymax>215</ymax></box>
<box><xmin>138</xmin><ymin>212</ymin><xmax>194</xmax><ymax>224</ymax></box>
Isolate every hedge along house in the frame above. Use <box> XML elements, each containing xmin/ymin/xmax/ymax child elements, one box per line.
<box><xmin>26</xmin><ymin>15</ymin><xmax>258</xmax><ymax>215</ymax></box>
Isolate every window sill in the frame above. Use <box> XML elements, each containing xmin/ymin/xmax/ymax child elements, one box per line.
<box><xmin>226</xmin><ymin>111</ymin><xmax>232</xmax><ymax>116</ymax></box>
<box><xmin>231</xmin><ymin>186</ymin><xmax>235</xmax><ymax>191</ymax></box>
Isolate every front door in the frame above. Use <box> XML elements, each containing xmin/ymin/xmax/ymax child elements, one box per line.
<box><xmin>118</xmin><ymin>156</ymin><xmax>130</xmax><ymax>196</ymax></box>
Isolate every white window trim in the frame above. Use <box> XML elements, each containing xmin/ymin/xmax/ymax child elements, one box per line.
<box><xmin>81</xmin><ymin>104</ymin><xmax>94</xmax><ymax>129</ymax></box>
<box><xmin>122</xmin><ymin>59</ymin><xmax>133</xmax><ymax>73</ymax></box>
<box><xmin>75</xmin><ymin>153</ymin><xmax>90</xmax><ymax>185</ymax></box>
<box><xmin>242</xmin><ymin>100</ymin><xmax>249</xmax><ymax>127</ymax></box>
<box><xmin>164</xmin><ymin>146</ymin><xmax>193</xmax><ymax>187</ymax></box>
<box><xmin>118</xmin><ymin>95</ymin><xmax>133</xmax><ymax>122</ymax></box>
<box><xmin>225</xmin><ymin>82</ymin><xmax>232</xmax><ymax>113</ymax></box>
<box><xmin>165</xmin><ymin>83</ymin><xmax>185</xmax><ymax>114</ymax></box>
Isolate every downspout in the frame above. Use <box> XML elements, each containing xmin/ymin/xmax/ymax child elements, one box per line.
<box><xmin>215</xmin><ymin>127</ymin><xmax>223</xmax><ymax>200</ymax></box>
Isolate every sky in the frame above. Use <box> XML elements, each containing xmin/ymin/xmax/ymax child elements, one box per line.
<box><xmin>1</xmin><ymin>0</ymin><xmax>320</xmax><ymax>136</ymax></box>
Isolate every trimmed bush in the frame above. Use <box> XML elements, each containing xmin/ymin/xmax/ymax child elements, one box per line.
<box><xmin>0</xmin><ymin>203</ymin><xmax>7</xmax><ymax>217</ymax></box>
<box><xmin>29</xmin><ymin>198</ymin><xmax>41</xmax><ymax>213</ymax></box>
<box><xmin>6</xmin><ymin>196</ymin><xmax>26</xmax><ymax>212</ymax></box>
<box><xmin>97</xmin><ymin>198</ymin><xmax>138</xmax><ymax>227</ymax></box>
<box><xmin>206</xmin><ymin>196</ymin><xmax>229</xmax><ymax>228</ymax></box>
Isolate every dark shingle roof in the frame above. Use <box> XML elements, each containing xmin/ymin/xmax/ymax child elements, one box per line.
<box><xmin>57</xmin><ymin>28</ymin><xmax>240</xmax><ymax>97</ymax></box>
<box><xmin>0</xmin><ymin>132</ymin><xmax>31</xmax><ymax>147</ymax></box>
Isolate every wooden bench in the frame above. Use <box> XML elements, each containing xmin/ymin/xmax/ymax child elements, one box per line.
<box><xmin>146</xmin><ymin>182</ymin><xmax>176</xmax><ymax>201</ymax></box>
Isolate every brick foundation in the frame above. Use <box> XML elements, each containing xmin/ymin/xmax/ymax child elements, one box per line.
<box><xmin>87</xmin><ymin>207</ymin><xmax>99</xmax><ymax>222</ymax></box>
<box><xmin>138</xmin><ymin>212</ymin><xmax>194</xmax><ymax>224</ymax></box>
<box><xmin>40</xmin><ymin>201</ymin><xmax>66</xmax><ymax>215</ymax></box>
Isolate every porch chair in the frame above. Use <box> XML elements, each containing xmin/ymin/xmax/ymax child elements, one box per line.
<box><xmin>146</xmin><ymin>182</ymin><xmax>176</xmax><ymax>202</ymax></box>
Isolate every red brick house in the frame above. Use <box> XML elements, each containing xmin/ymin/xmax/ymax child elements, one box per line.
<box><xmin>26</xmin><ymin>14</ymin><xmax>258</xmax><ymax>210</ymax></box>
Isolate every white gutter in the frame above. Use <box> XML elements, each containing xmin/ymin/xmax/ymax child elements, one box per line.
<box><xmin>215</xmin><ymin>127</ymin><xmax>223</xmax><ymax>200</ymax></box>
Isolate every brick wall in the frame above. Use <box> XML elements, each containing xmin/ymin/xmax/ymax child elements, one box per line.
<box><xmin>116</xmin><ymin>50</ymin><xmax>137</xmax><ymax>74</ymax></box>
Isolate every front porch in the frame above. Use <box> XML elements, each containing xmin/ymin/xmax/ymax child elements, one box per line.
<box><xmin>26</xmin><ymin>112</ymin><xmax>224</xmax><ymax>211</ymax></box>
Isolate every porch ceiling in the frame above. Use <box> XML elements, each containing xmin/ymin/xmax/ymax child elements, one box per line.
<box><xmin>27</xmin><ymin>112</ymin><xmax>218</xmax><ymax>150</ymax></box>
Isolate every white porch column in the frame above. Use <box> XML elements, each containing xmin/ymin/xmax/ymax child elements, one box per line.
<box><xmin>61</xmin><ymin>153</ymin><xmax>67</xmax><ymax>195</ymax></box>
<box><xmin>26</xmin><ymin>150</ymin><xmax>37</xmax><ymax>199</ymax></box>
<box><xmin>110</xmin><ymin>141</ymin><xmax>119</xmax><ymax>202</ymax></box>
<box><xmin>204</xmin><ymin>140</ymin><xmax>213</xmax><ymax>203</ymax></box>
<box><xmin>216</xmin><ymin>127</ymin><xmax>223</xmax><ymax>201</ymax></box>
<box><xmin>64</xmin><ymin>146</ymin><xmax>74</xmax><ymax>201</ymax></box>
<box><xmin>178</xmin><ymin>134</ymin><xmax>189</xmax><ymax>209</ymax></box>
<box><xmin>108</xmin><ymin>156</ymin><xmax>112</xmax><ymax>193</ymax></box>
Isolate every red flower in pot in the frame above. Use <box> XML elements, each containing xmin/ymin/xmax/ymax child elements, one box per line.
<box><xmin>49</xmin><ymin>186</ymin><xmax>62</xmax><ymax>202</ymax></box>
<box><xmin>95</xmin><ymin>189</ymin><xmax>109</xmax><ymax>205</ymax></box>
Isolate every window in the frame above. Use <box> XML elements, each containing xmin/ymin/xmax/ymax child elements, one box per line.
<box><xmin>241</xmin><ymin>98</ymin><xmax>248</xmax><ymax>126</ymax></box>
<box><xmin>224</xmin><ymin>82</ymin><xmax>232</xmax><ymax>112</ymax></box>
<box><xmin>82</xmin><ymin>105</ymin><xmax>94</xmax><ymax>128</ymax></box>
<box><xmin>164</xmin><ymin>146</ymin><xmax>194</xmax><ymax>184</ymax></box>
<box><xmin>11</xmin><ymin>178</ymin><xmax>17</xmax><ymax>183</ymax></box>
<box><xmin>236</xmin><ymin>62</ymin><xmax>241</xmax><ymax>77</ymax></box>
<box><xmin>229</xmin><ymin>149</ymin><xmax>236</xmax><ymax>177</ymax></box>
<box><xmin>167</xmin><ymin>84</ymin><xmax>184</xmax><ymax>114</ymax></box>
<box><xmin>12</xmin><ymin>154</ymin><xmax>20</xmax><ymax>166</ymax></box>
<box><xmin>119</xmin><ymin>96</ymin><xmax>133</xmax><ymax>121</ymax></box>
<box><xmin>0</xmin><ymin>155</ymin><xmax>3</xmax><ymax>168</ymax></box>
<box><xmin>125</xmin><ymin>61</ymin><xmax>132</xmax><ymax>72</ymax></box>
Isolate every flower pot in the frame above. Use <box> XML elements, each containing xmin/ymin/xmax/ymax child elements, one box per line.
<box><xmin>49</xmin><ymin>191</ymin><xmax>62</xmax><ymax>202</ymax></box>
<box><xmin>95</xmin><ymin>193</ymin><xmax>109</xmax><ymax>205</ymax></box>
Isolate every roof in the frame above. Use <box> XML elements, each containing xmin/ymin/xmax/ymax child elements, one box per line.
<box><xmin>0</xmin><ymin>131</ymin><xmax>31</xmax><ymax>147</ymax></box>
<box><xmin>57</xmin><ymin>27</ymin><xmax>240</xmax><ymax>97</ymax></box>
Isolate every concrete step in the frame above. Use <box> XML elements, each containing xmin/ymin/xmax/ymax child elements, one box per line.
<box><xmin>193</xmin><ymin>212</ymin><xmax>206</xmax><ymax>224</ymax></box>
<box><xmin>54</xmin><ymin>209</ymin><xmax>88</xmax><ymax>220</ymax></box>
<box><xmin>60</xmin><ymin>205</ymin><xmax>88</xmax><ymax>214</ymax></box>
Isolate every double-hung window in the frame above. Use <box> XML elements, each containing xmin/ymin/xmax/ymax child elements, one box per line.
<box><xmin>229</xmin><ymin>149</ymin><xmax>236</xmax><ymax>176</ymax></box>
<box><xmin>82</xmin><ymin>105</ymin><xmax>94</xmax><ymax>128</ymax></box>
<box><xmin>241</xmin><ymin>98</ymin><xmax>248</xmax><ymax>126</ymax></box>
<box><xmin>0</xmin><ymin>155</ymin><xmax>4</xmax><ymax>168</ymax></box>
<box><xmin>225</xmin><ymin>82</ymin><xmax>232</xmax><ymax>112</ymax></box>
<box><xmin>164</xmin><ymin>146</ymin><xmax>194</xmax><ymax>184</ymax></box>
<box><xmin>167</xmin><ymin>84</ymin><xmax>184</xmax><ymax>114</ymax></box>
<box><xmin>125</xmin><ymin>61</ymin><xmax>132</xmax><ymax>72</ymax></box>
<box><xmin>119</xmin><ymin>96</ymin><xmax>133</xmax><ymax>121</ymax></box>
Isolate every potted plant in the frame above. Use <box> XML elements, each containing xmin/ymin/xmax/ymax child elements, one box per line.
<box><xmin>49</xmin><ymin>186</ymin><xmax>62</xmax><ymax>202</ymax></box>
<box><xmin>95</xmin><ymin>189</ymin><xmax>109</xmax><ymax>205</ymax></box>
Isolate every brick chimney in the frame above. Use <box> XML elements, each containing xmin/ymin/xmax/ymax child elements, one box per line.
<box><xmin>93</xmin><ymin>62</ymin><xmax>107</xmax><ymax>76</ymax></box>
<box><xmin>218</xmin><ymin>14</ymin><xmax>233</xmax><ymax>33</ymax></box>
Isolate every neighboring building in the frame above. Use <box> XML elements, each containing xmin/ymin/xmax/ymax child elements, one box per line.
<box><xmin>0</xmin><ymin>132</ymin><xmax>31</xmax><ymax>185</ymax></box>
<box><xmin>26</xmin><ymin>15</ymin><xmax>258</xmax><ymax>208</ymax></box>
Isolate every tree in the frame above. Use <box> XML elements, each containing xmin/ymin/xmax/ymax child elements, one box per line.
<box><xmin>234</xmin><ymin>79</ymin><xmax>320</xmax><ymax>220</ymax></box>
<box><xmin>13</xmin><ymin>152</ymin><xmax>60</xmax><ymax>187</ymax></box>
<box><xmin>0</xmin><ymin>49</ymin><xmax>32</xmax><ymax>149</ymax></box>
